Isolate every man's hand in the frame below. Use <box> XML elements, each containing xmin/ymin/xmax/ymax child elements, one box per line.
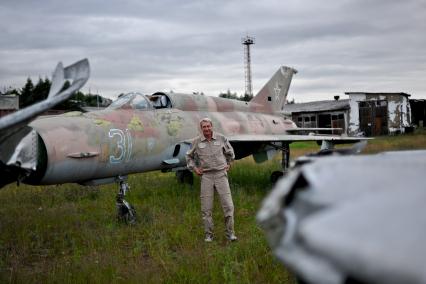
<box><xmin>225</xmin><ymin>164</ymin><xmax>231</xmax><ymax>171</ymax></box>
<box><xmin>194</xmin><ymin>167</ymin><xmax>203</xmax><ymax>176</ymax></box>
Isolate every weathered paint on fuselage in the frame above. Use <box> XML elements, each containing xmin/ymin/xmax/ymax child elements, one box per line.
<box><xmin>29</xmin><ymin>92</ymin><xmax>296</xmax><ymax>184</ymax></box>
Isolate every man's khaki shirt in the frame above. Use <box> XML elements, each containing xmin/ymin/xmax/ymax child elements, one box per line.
<box><xmin>186</xmin><ymin>132</ymin><xmax>235</xmax><ymax>172</ymax></box>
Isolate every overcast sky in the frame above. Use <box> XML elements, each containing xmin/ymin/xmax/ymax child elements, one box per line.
<box><xmin>1</xmin><ymin>0</ymin><xmax>425</xmax><ymax>102</ymax></box>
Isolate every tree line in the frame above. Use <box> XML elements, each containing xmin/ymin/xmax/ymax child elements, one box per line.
<box><xmin>219</xmin><ymin>89</ymin><xmax>253</xmax><ymax>101</ymax></box>
<box><xmin>1</xmin><ymin>77</ymin><xmax>111</xmax><ymax>110</ymax></box>
<box><xmin>218</xmin><ymin>89</ymin><xmax>295</xmax><ymax>104</ymax></box>
<box><xmin>1</xmin><ymin>78</ymin><xmax>294</xmax><ymax>110</ymax></box>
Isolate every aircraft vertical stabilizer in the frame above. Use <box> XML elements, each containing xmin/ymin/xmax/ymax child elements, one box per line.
<box><xmin>250</xmin><ymin>66</ymin><xmax>297</xmax><ymax>113</ymax></box>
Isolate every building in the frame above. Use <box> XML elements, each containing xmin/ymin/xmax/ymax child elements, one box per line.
<box><xmin>346</xmin><ymin>92</ymin><xmax>411</xmax><ymax>136</ymax></box>
<box><xmin>282</xmin><ymin>98</ymin><xmax>350</xmax><ymax>134</ymax></box>
<box><xmin>0</xmin><ymin>95</ymin><xmax>19</xmax><ymax>118</ymax></box>
<box><xmin>283</xmin><ymin>92</ymin><xmax>413</xmax><ymax>137</ymax></box>
<box><xmin>409</xmin><ymin>99</ymin><xmax>426</xmax><ymax>128</ymax></box>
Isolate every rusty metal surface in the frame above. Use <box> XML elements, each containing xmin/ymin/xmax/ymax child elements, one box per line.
<box><xmin>347</xmin><ymin>92</ymin><xmax>412</xmax><ymax>136</ymax></box>
<box><xmin>282</xmin><ymin>99</ymin><xmax>350</xmax><ymax>115</ymax></box>
<box><xmin>257</xmin><ymin>150</ymin><xmax>426</xmax><ymax>284</ymax></box>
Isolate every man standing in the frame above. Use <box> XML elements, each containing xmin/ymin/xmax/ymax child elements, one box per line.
<box><xmin>186</xmin><ymin>118</ymin><xmax>237</xmax><ymax>242</ymax></box>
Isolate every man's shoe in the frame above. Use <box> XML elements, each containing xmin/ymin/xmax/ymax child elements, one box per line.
<box><xmin>204</xmin><ymin>235</ymin><xmax>213</xmax><ymax>242</ymax></box>
<box><xmin>227</xmin><ymin>234</ymin><xmax>238</xmax><ymax>241</ymax></box>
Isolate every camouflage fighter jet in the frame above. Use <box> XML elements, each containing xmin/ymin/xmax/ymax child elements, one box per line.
<box><xmin>0</xmin><ymin>59</ymin><xmax>363</xmax><ymax>221</ymax></box>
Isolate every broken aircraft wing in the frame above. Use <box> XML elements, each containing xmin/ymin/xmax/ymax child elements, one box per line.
<box><xmin>0</xmin><ymin>59</ymin><xmax>89</xmax><ymax>187</ymax></box>
<box><xmin>257</xmin><ymin>150</ymin><xmax>426</xmax><ymax>284</ymax></box>
<box><xmin>0</xmin><ymin>59</ymin><xmax>90</xmax><ymax>143</ymax></box>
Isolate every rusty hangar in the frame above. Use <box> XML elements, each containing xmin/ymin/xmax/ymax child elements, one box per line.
<box><xmin>283</xmin><ymin>92</ymin><xmax>415</xmax><ymax>137</ymax></box>
<box><xmin>346</xmin><ymin>92</ymin><xmax>411</xmax><ymax>136</ymax></box>
<box><xmin>282</xmin><ymin>98</ymin><xmax>349</xmax><ymax>135</ymax></box>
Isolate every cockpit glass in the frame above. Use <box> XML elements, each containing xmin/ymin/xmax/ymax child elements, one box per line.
<box><xmin>107</xmin><ymin>93</ymin><xmax>150</xmax><ymax>110</ymax></box>
<box><xmin>131</xmin><ymin>95</ymin><xmax>150</xmax><ymax>110</ymax></box>
<box><xmin>107</xmin><ymin>93</ymin><xmax>135</xmax><ymax>109</ymax></box>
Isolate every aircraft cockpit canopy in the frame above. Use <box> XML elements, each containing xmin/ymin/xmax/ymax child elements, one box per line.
<box><xmin>107</xmin><ymin>92</ymin><xmax>172</xmax><ymax>110</ymax></box>
<box><xmin>107</xmin><ymin>92</ymin><xmax>151</xmax><ymax>110</ymax></box>
<box><xmin>148</xmin><ymin>92</ymin><xmax>172</xmax><ymax>109</ymax></box>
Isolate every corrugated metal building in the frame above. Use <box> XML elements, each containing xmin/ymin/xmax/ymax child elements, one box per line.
<box><xmin>0</xmin><ymin>95</ymin><xmax>19</xmax><ymax>117</ymax></box>
<box><xmin>283</xmin><ymin>92</ymin><xmax>413</xmax><ymax>136</ymax></box>
<box><xmin>282</xmin><ymin>98</ymin><xmax>349</xmax><ymax>134</ymax></box>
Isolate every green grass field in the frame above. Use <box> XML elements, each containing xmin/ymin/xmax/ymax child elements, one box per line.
<box><xmin>1</xmin><ymin>130</ymin><xmax>425</xmax><ymax>283</ymax></box>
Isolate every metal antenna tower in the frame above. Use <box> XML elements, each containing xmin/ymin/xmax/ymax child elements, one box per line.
<box><xmin>242</xmin><ymin>35</ymin><xmax>255</xmax><ymax>96</ymax></box>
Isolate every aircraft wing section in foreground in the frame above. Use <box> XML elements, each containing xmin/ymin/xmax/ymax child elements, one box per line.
<box><xmin>257</xmin><ymin>150</ymin><xmax>426</xmax><ymax>284</ymax></box>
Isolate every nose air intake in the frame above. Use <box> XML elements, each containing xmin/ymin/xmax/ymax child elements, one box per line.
<box><xmin>0</xmin><ymin>127</ymin><xmax>48</xmax><ymax>187</ymax></box>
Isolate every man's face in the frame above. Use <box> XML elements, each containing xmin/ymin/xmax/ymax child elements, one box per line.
<box><xmin>200</xmin><ymin>121</ymin><xmax>213</xmax><ymax>138</ymax></box>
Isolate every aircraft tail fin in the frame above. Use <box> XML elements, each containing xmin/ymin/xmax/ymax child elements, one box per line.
<box><xmin>250</xmin><ymin>66</ymin><xmax>297</xmax><ymax>112</ymax></box>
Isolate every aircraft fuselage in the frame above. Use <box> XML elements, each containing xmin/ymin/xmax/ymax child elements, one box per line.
<box><xmin>29</xmin><ymin>100</ymin><xmax>296</xmax><ymax>185</ymax></box>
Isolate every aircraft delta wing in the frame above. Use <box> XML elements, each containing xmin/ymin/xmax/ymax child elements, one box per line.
<box><xmin>0</xmin><ymin>61</ymin><xmax>366</xmax><ymax>221</ymax></box>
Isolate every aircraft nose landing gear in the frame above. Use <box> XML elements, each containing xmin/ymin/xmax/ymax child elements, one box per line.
<box><xmin>116</xmin><ymin>177</ymin><xmax>136</xmax><ymax>224</ymax></box>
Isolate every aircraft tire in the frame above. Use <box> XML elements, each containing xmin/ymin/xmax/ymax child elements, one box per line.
<box><xmin>117</xmin><ymin>203</ymin><xmax>137</xmax><ymax>225</ymax></box>
<box><xmin>176</xmin><ymin>170</ymin><xmax>193</xmax><ymax>185</ymax></box>
<box><xmin>176</xmin><ymin>170</ymin><xmax>185</xmax><ymax>183</ymax></box>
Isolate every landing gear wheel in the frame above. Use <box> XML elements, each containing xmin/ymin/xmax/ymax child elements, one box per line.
<box><xmin>270</xmin><ymin>171</ymin><xmax>284</xmax><ymax>184</ymax></box>
<box><xmin>116</xmin><ymin>194</ymin><xmax>137</xmax><ymax>225</ymax></box>
<box><xmin>176</xmin><ymin>170</ymin><xmax>184</xmax><ymax>183</ymax></box>
<box><xmin>116</xmin><ymin>178</ymin><xmax>136</xmax><ymax>225</ymax></box>
<box><xmin>176</xmin><ymin>170</ymin><xmax>194</xmax><ymax>185</ymax></box>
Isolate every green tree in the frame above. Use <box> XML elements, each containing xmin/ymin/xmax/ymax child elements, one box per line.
<box><xmin>241</xmin><ymin>93</ymin><xmax>253</xmax><ymax>102</ymax></box>
<box><xmin>219</xmin><ymin>89</ymin><xmax>253</xmax><ymax>102</ymax></box>
<box><xmin>33</xmin><ymin>77</ymin><xmax>51</xmax><ymax>103</ymax></box>
<box><xmin>19</xmin><ymin>78</ymin><xmax>34</xmax><ymax>108</ymax></box>
<box><xmin>0</xmin><ymin>87</ymin><xmax>19</xmax><ymax>96</ymax></box>
<box><xmin>15</xmin><ymin>77</ymin><xmax>111</xmax><ymax>111</ymax></box>
<box><xmin>219</xmin><ymin>89</ymin><xmax>239</xmax><ymax>100</ymax></box>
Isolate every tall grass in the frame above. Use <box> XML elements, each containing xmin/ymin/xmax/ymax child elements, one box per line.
<box><xmin>363</xmin><ymin>129</ymin><xmax>426</xmax><ymax>154</ymax></box>
<box><xmin>1</xmin><ymin>130</ymin><xmax>425</xmax><ymax>283</ymax></box>
<box><xmin>0</xmin><ymin>164</ymin><xmax>293</xmax><ymax>283</ymax></box>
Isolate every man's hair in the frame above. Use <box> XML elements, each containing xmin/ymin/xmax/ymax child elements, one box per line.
<box><xmin>199</xmin><ymin>117</ymin><xmax>213</xmax><ymax>127</ymax></box>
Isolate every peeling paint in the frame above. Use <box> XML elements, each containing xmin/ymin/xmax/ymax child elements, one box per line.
<box><xmin>94</xmin><ymin>119</ymin><xmax>111</xmax><ymax>127</ymax></box>
<box><xmin>167</xmin><ymin>120</ymin><xmax>182</xmax><ymax>136</ymax></box>
<box><xmin>347</xmin><ymin>93</ymin><xmax>411</xmax><ymax>136</ymax></box>
<box><xmin>128</xmin><ymin>116</ymin><xmax>144</xmax><ymax>132</ymax></box>
<box><xmin>64</xmin><ymin>111</ymin><xmax>83</xmax><ymax>117</ymax></box>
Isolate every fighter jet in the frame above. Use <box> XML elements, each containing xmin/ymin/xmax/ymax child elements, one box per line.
<box><xmin>0</xmin><ymin>59</ymin><xmax>363</xmax><ymax>221</ymax></box>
